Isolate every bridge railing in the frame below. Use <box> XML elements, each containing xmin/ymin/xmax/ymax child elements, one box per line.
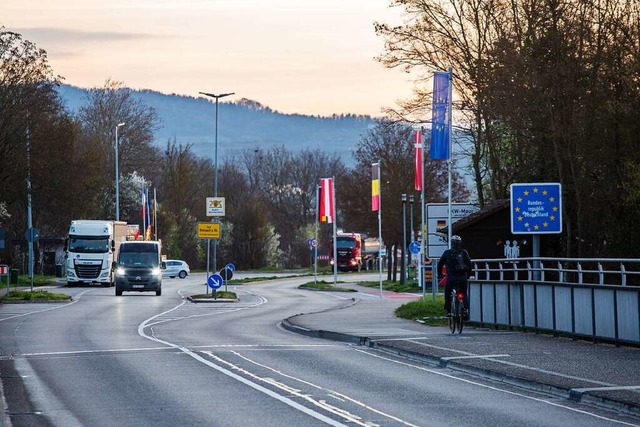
<box><xmin>468</xmin><ymin>257</ymin><xmax>640</xmax><ymax>346</ymax></box>
<box><xmin>471</xmin><ymin>257</ymin><xmax>640</xmax><ymax>286</ymax></box>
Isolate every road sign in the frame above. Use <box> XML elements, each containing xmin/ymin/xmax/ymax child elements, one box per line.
<box><xmin>220</xmin><ymin>267</ymin><xmax>234</xmax><ymax>281</ymax></box>
<box><xmin>225</xmin><ymin>263</ymin><xmax>236</xmax><ymax>272</ymax></box>
<box><xmin>197</xmin><ymin>222</ymin><xmax>220</xmax><ymax>239</ymax></box>
<box><xmin>510</xmin><ymin>183</ymin><xmax>562</xmax><ymax>234</ymax></box>
<box><xmin>0</xmin><ymin>265</ymin><xmax>8</xmax><ymax>275</ymax></box>
<box><xmin>206</xmin><ymin>197</ymin><xmax>225</xmax><ymax>217</ymax></box>
<box><xmin>426</xmin><ymin>203</ymin><xmax>479</xmax><ymax>258</ymax></box>
<box><xmin>409</xmin><ymin>241</ymin><xmax>421</xmax><ymax>254</ymax></box>
<box><xmin>311</xmin><ymin>239</ymin><xmax>318</xmax><ymax>248</ymax></box>
<box><xmin>25</xmin><ymin>227</ymin><xmax>40</xmax><ymax>242</ymax></box>
<box><xmin>207</xmin><ymin>273</ymin><xmax>223</xmax><ymax>289</ymax></box>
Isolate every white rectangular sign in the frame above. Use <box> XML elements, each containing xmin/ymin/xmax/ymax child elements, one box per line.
<box><xmin>426</xmin><ymin>203</ymin><xmax>479</xmax><ymax>259</ymax></box>
<box><xmin>206</xmin><ymin>197</ymin><xmax>225</xmax><ymax>217</ymax></box>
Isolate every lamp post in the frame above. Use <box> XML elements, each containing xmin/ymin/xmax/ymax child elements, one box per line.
<box><xmin>199</xmin><ymin>91</ymin><xmax>234</xmax><ymax>273</ymax></box>
<box><xmin>409</xmin><ymin>194</ymin><xmax>414</xmax><ymax>283</ymax></box>
<box><xmin>115</xmin><ymin>122</ymin><xmax>125</xmax><ymax>221</ymax></box>
<box><xmin>401</xmin><ymin>193</ymin><xmax>407</xmax><ymax>285</ymax></box>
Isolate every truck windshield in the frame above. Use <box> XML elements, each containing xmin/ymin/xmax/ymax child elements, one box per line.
<box><xmin>336</xmin><ymin>238</ymin><xmax>356</xmax><ymax>249</ymax></box>
<box><xmin>68</xmin><ymin>237</ymin><xmax>109</xmax><ymax>253</ymax></box>
<box><xmin>118</xmin><ymin>253</ymin><xmax>159</xmax><ymax>268</ymax></box>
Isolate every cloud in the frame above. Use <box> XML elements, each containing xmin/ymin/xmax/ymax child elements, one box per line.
<box><xmin>11</xmin><ymin>27</ymin><xmax>162</xmax><ymax>44</ymax></box>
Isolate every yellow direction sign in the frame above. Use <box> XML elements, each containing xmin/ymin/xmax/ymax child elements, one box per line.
<box><xmin>197</xmin><ymin>222</ymin><xmax>220</xmax><ymax>239</ymax></box>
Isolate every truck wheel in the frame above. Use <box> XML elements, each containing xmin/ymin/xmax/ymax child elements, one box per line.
<box><xmin>115</xmin><ymin>288</ymin><xmax>122</xmax><ymax>296</ymax></box>
<box><xmin>178</xmin><ymin>271</ymin><xmax>187</xmax><ymax>279</ymax></box>
<box><xmin>156</xmin><ymin>288</ymin><xmax>162</xmax><ymax>296</ymax></box>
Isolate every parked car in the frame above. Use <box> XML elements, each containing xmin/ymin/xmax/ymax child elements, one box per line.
<box><xmin>163</xmin><ymin>260</ymin><xmax>190</xmax><ymax>279</ymax></box>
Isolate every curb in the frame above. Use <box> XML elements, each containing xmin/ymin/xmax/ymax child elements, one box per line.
<box><xmin>282</xmin><ymin>318</ymin><xmax>640</xmax><ymax>417</ymax></box>
<box><xmin>187</xmin><ymin>296</ymin><xmax>238</xmax><ymax>303</ymax></box>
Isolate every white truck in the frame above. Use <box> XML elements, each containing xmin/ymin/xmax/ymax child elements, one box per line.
<box><xmin>65</xmin><ymin>220</ymin><xmax>128</xmax><ymax>287</ymax></box>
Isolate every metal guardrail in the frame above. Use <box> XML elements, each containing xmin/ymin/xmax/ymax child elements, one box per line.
<box><xmin>468</xmin><ymin>258</ymin><xmax>640</xmax><ymax>346</ymax></box>
<box><xmin>471</xmin><ymin>257</ymin><xmax>640</xmax><ymax>287</ymax></box>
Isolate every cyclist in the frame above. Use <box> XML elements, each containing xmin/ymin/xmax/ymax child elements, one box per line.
<box><xmin>437</xmin><ymin>235</ymin><xmax>472</xmax><ymax>317</ymax></box>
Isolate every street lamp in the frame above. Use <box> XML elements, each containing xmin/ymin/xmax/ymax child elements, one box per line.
<box><xmin>401</xmin><ymin>193</ymin><xmax>407</xmax><ymax>285</ymax></box>
<box><xmin>115</xmin><ymin>122</ymin><xmax>125</xmax><ymax>221</ymax></box>
<box><xmin>199</xmin><ymin>91</ymin><xmax>234</xmax><ymax>272</ymax></box>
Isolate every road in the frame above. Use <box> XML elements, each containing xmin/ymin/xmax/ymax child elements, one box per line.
<box><xmin>1</xmin><ymin>273</ymin><xmax>637</xmax><ymax>426</ymax></box>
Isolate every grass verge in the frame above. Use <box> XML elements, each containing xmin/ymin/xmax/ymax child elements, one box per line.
<box><xmin>394</xmin><ymin>295</ymin><xmax>448</xmax><ymax>326</ymax></box>
<box><xmin>298</xmin><ymin>281</ymin><xmax>355</xmax><ymax>292</ymax></box>
<box><xmin>1</xmin><ymin>290</ymin><xmax>71</xmax><ymax>302</ymax></box>
<box><xmin>357</xmin><ymin>279</ymin><xmax>422</xmax><ymax>293</ymax></box>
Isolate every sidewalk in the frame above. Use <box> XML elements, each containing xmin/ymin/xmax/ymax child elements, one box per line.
<box><xmin>283</xmin><ymin>287</ymin><xmax>640</xmax><ymax>417</ymax></box>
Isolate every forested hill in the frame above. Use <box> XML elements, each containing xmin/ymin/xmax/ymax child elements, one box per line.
<box><xmin>58</xmin><ymin>84</ymin><xmax>376</xmax><ymax>164</ymax></box>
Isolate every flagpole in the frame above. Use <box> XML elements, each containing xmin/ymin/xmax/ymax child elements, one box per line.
<box><xmin>141</xmin><ymin>184</ymin><xmax>146</xmax><ymax>241</ymax></box>
<box><xmin>420</xmin><ymin>128</ymin><xmax>426</xmax><ymax>301</ymax></box>
<box><xmin>332</xmin><ymin>176</ymin><xmax>338</xmax><ymax>286</ymax></box>
<box><xmin>153</xmin><ymin>187</ymin><xmax>158</xmax><ymax>241</ymax></box>
<box><xmin>447</xmin><ymin>67</ymin><xmax>453</xmax><ymax>249</ymax></box>
<box><xmin>314</xmin><ymin>185</ymin><xmax>319</xmax><ymax>284</ymax></box>
<box><xmin>377</xmin><ymin>161</ymin><xmax>383</xmax><ymax>298</ymax></box>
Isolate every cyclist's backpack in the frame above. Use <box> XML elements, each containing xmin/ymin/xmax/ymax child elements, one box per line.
<box><xmin>450</xmin><ymin>249</ymin><xmax>468</xmax><ymax>274</ymax></box>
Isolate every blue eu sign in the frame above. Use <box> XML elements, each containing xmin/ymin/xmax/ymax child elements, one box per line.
<box><xmin>510</xmin><ymin>183</ymin><xmax>562</xmax><ymax>234</ymax></box>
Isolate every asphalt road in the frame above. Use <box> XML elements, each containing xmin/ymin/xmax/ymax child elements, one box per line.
<box><xmin>1</xmin><ymin>273</ymin><xmax>638</xmax><ymax>426</ymax></box>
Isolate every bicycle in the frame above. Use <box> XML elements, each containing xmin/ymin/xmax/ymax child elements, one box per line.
<box><xmin>449</xmin><ymin>289</ymin><xmax>467</xmax><ymax>334</ymax></box>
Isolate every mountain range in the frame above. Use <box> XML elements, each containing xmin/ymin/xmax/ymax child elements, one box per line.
<box><xmin>58</xmin><ymin>84</ymin><xmax>377</xmax><ymax>165</ymax></box>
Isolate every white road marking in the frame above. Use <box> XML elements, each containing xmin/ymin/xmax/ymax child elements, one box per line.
<box><xmin>355</xmin><ymin>348</ymin><xmax>639</xmax><ymax>426</ymax></box>
<box><xmin>0</xmin><ymin>289</ymin><xmax>91</xmax><ymax>322</ymax></box>
<box><xmin>442</xmin><ymin>354</ymin><xmax>510</xmax><ymax>361</ymax></box>
<box><xmin>406</xmin><ymin>339</ymin><xmax>615</xmax><ymax>386</ymax></box>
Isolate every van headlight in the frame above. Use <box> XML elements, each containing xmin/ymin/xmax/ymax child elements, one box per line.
<box><xmin>116</xmin><ymin>267</ymin><xmax>126</xmax><ymax>276</ymax></box>
<box><xmin>151</xmin><ymin>267</ymin><xmax>161</xmax><ymax>276</ymax></box>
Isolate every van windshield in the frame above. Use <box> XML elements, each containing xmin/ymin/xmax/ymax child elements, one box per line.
<box><xmin>118</xmin><ymin>252</ymin><xmax>159</xmax><ymax>267</ymax></box>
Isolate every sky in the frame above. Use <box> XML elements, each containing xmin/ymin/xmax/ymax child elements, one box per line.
<box><xmin>1</xmin><ymin>0</ymin><xmax>416</xmax><ymax>117</ymax></box>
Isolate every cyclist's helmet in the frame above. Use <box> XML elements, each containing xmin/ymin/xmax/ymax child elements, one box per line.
<box><xmin>451</xmin><ymin>235</ymin><xmax>462</xmax><ymax>249</ymax></box>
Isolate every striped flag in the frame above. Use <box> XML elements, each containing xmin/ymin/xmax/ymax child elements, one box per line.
<box><xmin>319</xmin><ymin>178</ymin><xmax>334</xmax><ymax>223</ymax></box>
<box><xmin>414</xmin><ymin>130</ymin><xmax>423</xmax><ymax>190</ymax></box>
<box><xmin>372</xmin><ymin>163</ymin><xmax>380</xmax><ymax>211</ymax></box>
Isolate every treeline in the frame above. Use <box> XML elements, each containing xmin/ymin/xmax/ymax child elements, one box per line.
<box><xmin>0</xmin><ymin>28</ymin><xmax>460</xmax><ymax>272</ymax></box>
<box><xmin>376</xmin><ymin>0</ymin><xmax>640</xmax><ymax>257</ymax></box>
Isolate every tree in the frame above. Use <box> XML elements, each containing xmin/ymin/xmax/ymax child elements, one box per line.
<box><xmin>76</xmin><ymin>79</ymin><xmax>161</xmax><ymax>220</ymax></box>
<box><xmin>343</xmin><ymin>119</ymin><xmax>468</xmax><ymax>279</ymax></box>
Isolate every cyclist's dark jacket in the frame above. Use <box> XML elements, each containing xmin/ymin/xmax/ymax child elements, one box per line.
<box><xmin>437</xmin><ymin>248</ymin><xmax>472</xmax><ymax>281</ymax></box>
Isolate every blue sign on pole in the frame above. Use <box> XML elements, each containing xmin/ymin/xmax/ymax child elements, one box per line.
<box><xmin>225</xmin><ymin>263</ymin><xmax>236</xmax><ymax>272</ymax></box>
<box><xmin>510</xmin><ymin>183</ymin><xmax>562</xmax><ymax>234</ymax></box>
<box><xmin>207</xmin><ymin>273</ymin><xmax>223</xmax><ymax>289</ymax></box>
<box><xmin>409</xmin><ymin>241</ymin><xmax>421</xmax><ymax>254</ymax></box>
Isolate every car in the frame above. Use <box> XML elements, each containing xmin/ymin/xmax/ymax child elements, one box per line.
<box><xmin>163</xmin><ymin>260</ymin><xmax>190</xmax><ymax>279</ymax></box>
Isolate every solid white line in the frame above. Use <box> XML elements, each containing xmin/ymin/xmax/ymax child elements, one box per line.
<box><xmin>355</xmin><ymin>348</ymin><xmax>638</xmax><ymax>426</ymax></box>
<box><xmin>185</xmin><ymin>349</ymin><xmax>348</xmax><ymax>427</ymax></box>
<box><xmin>20</xmin><ymin>346</ymin><xmax>174</xmax><ymax>357</ymax></box>
<box><xmin>572</xmin><ymin>386</ymin><xmax>640</xmax><ymax>392</ymax></box>
<box><xmin>134</xmin><ymin>292</ymin><xmax>354</xmax><ymax>426</ymax></box>
<box><xmin>229</xmin><ymin>350</ymin><xmax>419</xmax><ymax>427</ymax></box>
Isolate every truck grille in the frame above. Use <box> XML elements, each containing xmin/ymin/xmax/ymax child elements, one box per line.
<box><xmin>75</xmin><ymin>264</ymin><xmax>102</xmax><ymax>279</ymax></box>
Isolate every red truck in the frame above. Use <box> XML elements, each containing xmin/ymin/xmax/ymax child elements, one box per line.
<box><xmin>332</xmin><ymin>232</ymin><xmax>363</xmax><ymax>272</ymax></box>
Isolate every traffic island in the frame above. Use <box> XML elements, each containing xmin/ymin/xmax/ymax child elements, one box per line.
<box><xmin>188</xmin><ymin>291</ymin><xmax>238</xmax><ymax>303</ymax></box>
<box><xmin>0</xmin><ymin>290</ymin><xmax>72</xmax><ymax>303</ymax></box>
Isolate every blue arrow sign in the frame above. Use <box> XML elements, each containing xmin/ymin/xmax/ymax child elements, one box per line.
<box><xmin>207</xmin><ymin>273</ymin><xmax>223</xmax><ymax>289</ymax></box>
<box><xmin>225</xmin><ymin>263</ymin><xmax>236</xmax><ymax>272</ymax></box>
<box><xmin>409</xmin><ymin>241</ymin><xmax>421</xmax><ymax>254</ymax></box>
<box><xmin>510</xmin><ymin>183</ymin><xmax>562</xmax><ymax>234</ymax></box>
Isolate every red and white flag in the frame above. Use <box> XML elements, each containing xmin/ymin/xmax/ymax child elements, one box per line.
<box><xmin>414</xmin><ymin>130</ymin><xmax>423</xmax><ymax>191</ymax></box>
<box><xmin>319</xmin><ymin>178</ymin><xmax>334</xmax><ymax>223</ymax></box>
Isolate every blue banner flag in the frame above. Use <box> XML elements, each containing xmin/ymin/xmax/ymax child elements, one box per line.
<box><xmin>430</xmin><ymin>71</ymin><xmax>451</xmax><ymax>160</ymax></box>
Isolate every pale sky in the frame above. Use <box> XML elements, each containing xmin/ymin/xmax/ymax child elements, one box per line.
<box><xmin>1</xmin><ymin>0</ymin><xmax>416</xmax><ymax>116</ymax></box>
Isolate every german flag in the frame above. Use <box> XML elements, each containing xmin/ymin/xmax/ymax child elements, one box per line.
<box><xmin>372</xmin><ymin>163</ymin><xmax>380</xmax><ymax>211</ymax></box>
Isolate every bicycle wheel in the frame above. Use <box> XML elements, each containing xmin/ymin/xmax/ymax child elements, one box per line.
<box><xmin>457</xmin><ymin>301</ymin><xmax>464</xmax><ymax>334</ymax></box>
<box><xmin>449</xmin><ymin>293</ymin><xmax>457</xmax><ymax>333</ymax></box>
<box><xmin>449</xmin><ymin>312</ymin><xmax>456</xmax><ymax>333</ymax></box>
